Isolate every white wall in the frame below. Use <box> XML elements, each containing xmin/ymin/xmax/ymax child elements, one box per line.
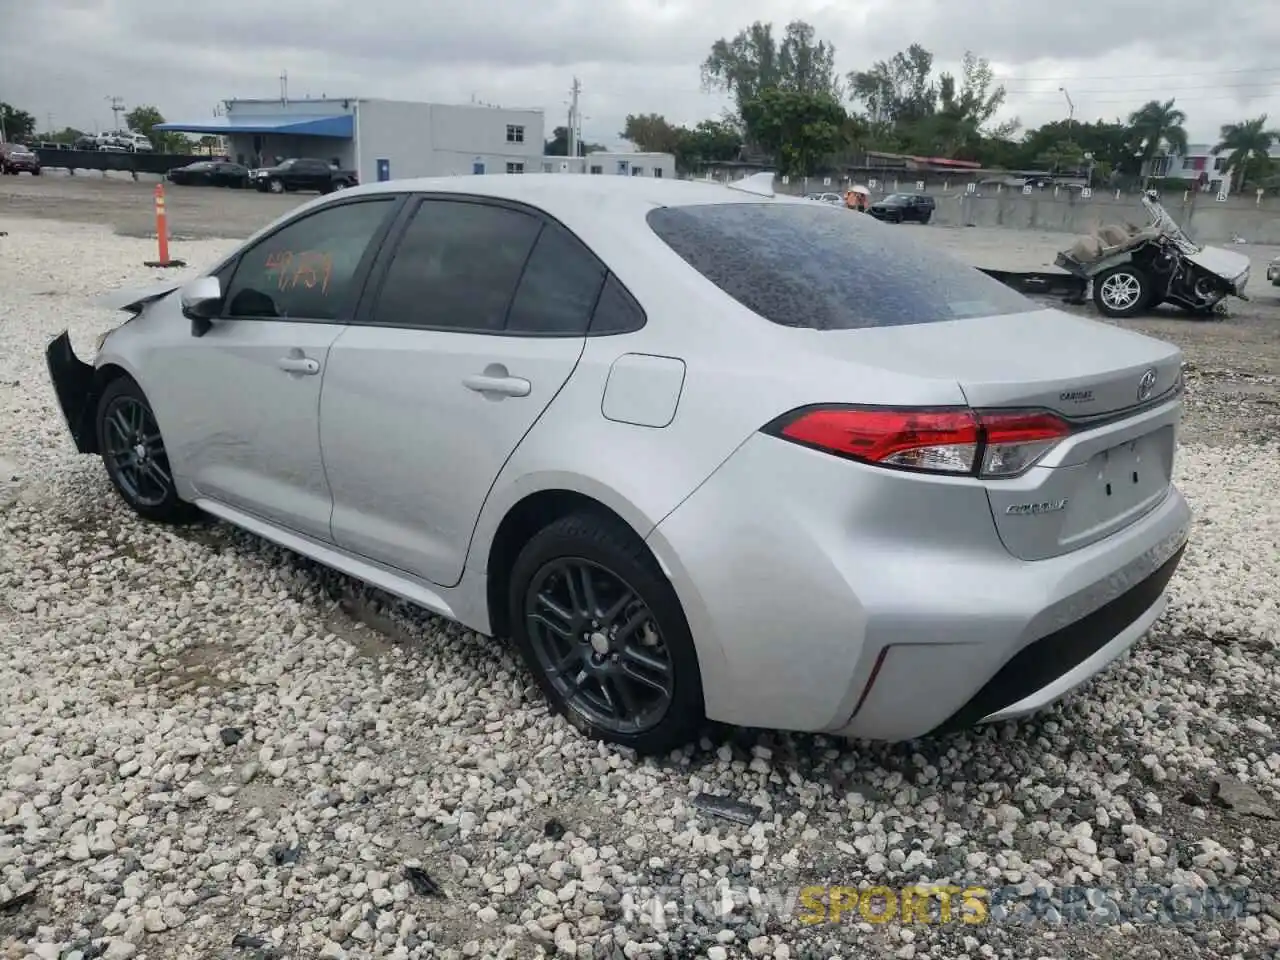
<box><xmin>354</xmin><ymin>100</ymin><xmax>545</xmax><ymax>183</ymax></box>
<box><xmin>538</xmin><ymin>151</ymin><xmax>676</xmax><ymax>178</ymax></box>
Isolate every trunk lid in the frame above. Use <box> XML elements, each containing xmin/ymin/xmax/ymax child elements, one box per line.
<box><xmin>807</xmin><ymin>308</ymin><xmax>1182</xmax><ymax>417</ymax></box>
<box><xmin>795</xmin><ymin>308</ymin><xmax>1183</xmax><ymax>560</ymax></box>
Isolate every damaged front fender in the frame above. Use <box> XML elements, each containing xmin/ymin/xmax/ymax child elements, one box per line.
<box><xmin>45</xmin><ymin>331</ymin><xmax>101</xmax><ymax>454</ymax></box>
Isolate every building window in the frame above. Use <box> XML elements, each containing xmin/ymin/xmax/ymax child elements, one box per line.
<box><xmin>507</xmin><ymin>162</ymin><xmax>524</xmax><ymax>174</ymax></box>
<box><xmin>506</xmin><ymin>125</ymin><xmax>524</xmax><ymax>143</ymax></box>
<box><xmin>617</xmin><ymin>161</ymin><xmax>629</xmax><ymax>175</ymax></box>
<box><xmin>590</xmin><ymin>165</ymin><xmax>603</xmax><ymax>175</ymax></box>
<box><xmin>542</xmin><ymin>162</ymin><xmax>554</xmax><ymax>173</ymax></box>
<box><xmin>654</xmin><ymin>167</ymin><xmax>663</xmax><ymax>178</ymax></box>
<box><xmin>1214</xmin><ymin>157</ymin><xmax>1226</xmax><ymax>172</ymax></box>
<box><xmin>631</xmin><ymin>166</ymin><xmax>644</xmax><ymax>176</ymax></box>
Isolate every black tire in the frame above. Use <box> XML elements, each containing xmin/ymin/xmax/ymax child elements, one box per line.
<box><xmin>918</xmin><ymin>211</ymin><xmax>931</xmax><ymax>225</ymax></box>
<box><xmin>269</xmin><ymin>178</ymin><xmax>284</xmax><ymax>194</ymax></box>
<box><xmin>31</xmin><ymin>168</ymin><xmax>41</xmax><ymax>177</ymax></box>
<box><xmin>507</xmin><ymin>512</ymin><xmax>705</xmax><ymax>755</ymax></box>
<box><xmin>1092</xmin><ymin>264</ymin><xmax>1153</xmax><ymax>318</ymax></box>
<box><xmin>96</xmin><ymin>377</ymin><xmax>200</xmax><ymax>524</ymax></box>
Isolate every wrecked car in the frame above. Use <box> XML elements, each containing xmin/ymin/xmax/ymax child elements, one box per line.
<box><xmin>1055</xmin><ymin>193</ymin><xmax>1251</xmax><ymax>319</ymax></box>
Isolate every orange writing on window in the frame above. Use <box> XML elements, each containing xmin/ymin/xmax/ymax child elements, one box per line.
<box><xmin>263</xmin><ymin>249</ymin><xmax>334</xmax><ymax>295</ymax></box>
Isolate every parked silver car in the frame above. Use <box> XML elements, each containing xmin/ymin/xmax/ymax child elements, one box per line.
<box><xmin>46</xmin><ymin>175</ymin><xmax>1191</xmax><ymax>754</ymax></box>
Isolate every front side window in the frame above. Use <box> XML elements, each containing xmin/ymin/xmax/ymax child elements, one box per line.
<box><xmin>369</xmin><ymin>199</ymin><xmax>541</xmax><ymax>332</ymax></box>
<box><xmin>223</xmin><ymin>198</ymin><xmax>395</xmax><ymax>321</ymax></box>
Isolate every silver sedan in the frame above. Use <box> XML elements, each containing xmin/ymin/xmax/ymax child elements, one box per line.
<box><xmin>46</xmin><ymin>174</ymin><xmax>1191</xmax><ymax>754</ymax></box>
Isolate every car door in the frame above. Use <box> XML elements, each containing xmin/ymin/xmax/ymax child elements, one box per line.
<box><xmin>151</xmin><ymin>194</ymin><xmax>403</xmax><ymax>541</ymax></box>
<box><xmin>297</xmin><ymin>159</ymin><xmax>324</xmax><ymax>191</ymax></box>
<box><xmin>319</xmin><ymin>195</ymin><xmax>607</xmax><ymax>586</ymax></box>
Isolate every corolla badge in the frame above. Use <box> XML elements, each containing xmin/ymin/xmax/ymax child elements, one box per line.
<box><xmin>1006</xmin><ymin>499</ymin><xmax>1068</xmax><ymax>516</ymax></box>
<box><xmin>1137</xmin><ymin>368</ymin><xmax>1158</xmax><ymax>402</ymax></box>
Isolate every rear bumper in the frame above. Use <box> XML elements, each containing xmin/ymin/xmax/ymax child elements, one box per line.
<box><xmin>46</xmin><ymin>331</ymin><xmax>99</xmax><ymax>454</ymax></box>
<box><xmin>928</xmin><ymin>540</ymin><xmax>1184</xmax><ymax>734</ymax></box>
<box><xmin>647</xmin><ymin>431</ymin><xmax>1191</xmax><ymax>739</ymax></box>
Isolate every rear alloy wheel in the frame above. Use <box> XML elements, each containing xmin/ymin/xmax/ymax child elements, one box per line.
<box><xmin>96</xmin><ymin>378</ymin><xmax>200</xmax><ymax>524</ymax></box>
<box><xmin>269</xmin><ymin>178</ymin><xmax>284</xmax><ymax>194</ymax></box>
<box><xmin>1092</xmin><ymin>265</ymin><xmax>1152</xmax><ymax>318</ymax></box>
<box><xmin>508</xmin><ymin>512</ymin><xmax>704</xmax><ymax>754</ymax></box>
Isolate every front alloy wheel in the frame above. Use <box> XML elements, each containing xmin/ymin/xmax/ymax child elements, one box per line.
<box><xmin>96</xmin><ymin>378</ymin><xmax>199</xmax><ymax>524</ymax></box>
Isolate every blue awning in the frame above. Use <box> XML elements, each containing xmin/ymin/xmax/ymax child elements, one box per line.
<box><xmin>154</xmin><ymin>115</ymin><xmax>353</xmax><ymax>138</ymax></box>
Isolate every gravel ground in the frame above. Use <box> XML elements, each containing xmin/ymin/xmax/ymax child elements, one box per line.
<box><xmin>1</xmin><ymin>210</ymin><xmax>1279</xmax><ymax>960</ymax></box>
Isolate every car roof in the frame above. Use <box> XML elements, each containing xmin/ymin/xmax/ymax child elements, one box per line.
<box><xmin>342</xmin><ymin>173</ymin><xmax>808</xmax><ymax>218</ymax></box>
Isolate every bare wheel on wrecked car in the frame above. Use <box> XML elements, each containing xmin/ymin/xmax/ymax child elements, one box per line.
<box><xmin>1092</xmin><ymin>264</ymin><xmax>1152</xmax><ymax>318</ymax></box>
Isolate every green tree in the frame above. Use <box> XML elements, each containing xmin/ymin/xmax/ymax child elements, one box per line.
<box><xmin>543</xmin><ymin>126</ymin><xmax>605</xmax><ymax>157</ymax></box>
<box><xmin>1212</xmin><ymin>114</ymin><xmax>1280</xmax><ymax>191</ymax></box>
<box><xmin>702</xmin><ymin>19</ymin><xmax>841</xmax><ymax>143</ymax></box>
<box><xmin>34</xmin><ymin>126</ymin><xmax>84</xmax><ymax>145</ymax></box>
<box><xmin>124</xmin><ymin>105</ymin><xmax>191</xmax><ymax>153</ymax></box>
<box><xmin>847</xmin><ymin>44</ymin><xmax>936</xmax><ymax>127</ymax></box>
<box><xmin>848</xmin><ymin>47</ymin><xmax>1016</xmax><ymax>159</ymax></box>
<box><xmin>0</xmin><ymin>102</ymin><xmax>37</xmax><ymax>141</ymax></box>
<box><xmin>1127</xmin><ymin>99</ymin><xmax>1188</xmax><ymax>178</ymax></box>
<box><xmin>619</xmin><ymin>114</ymin><xmax>684</xmax><ymax>154</ymax></box>
<box><xmin>1035</xmin><ymin>139</ymin><xmax>1085</xmax><ymax>173</ymax></box>
<box><xmin>739</xmin><ymin>88</ymin><xmax>848</xmax><ymax>178</ymax></box>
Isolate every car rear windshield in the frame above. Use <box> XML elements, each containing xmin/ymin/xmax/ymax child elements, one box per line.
<box><xmin>645</xmin><ymin>202</ymin><xmax>1034</xmax><ymax>329</ymax></box>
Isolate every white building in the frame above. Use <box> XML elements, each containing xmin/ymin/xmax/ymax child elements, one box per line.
<box><xmin>157</xmin><ymin>97</ymin><xmax>545</xmax><ymax>184</ymax></box>
<box><xmin>536</xmin><ymin>151</ymin><xmax>676</xmax><ymax>179</ymax></box>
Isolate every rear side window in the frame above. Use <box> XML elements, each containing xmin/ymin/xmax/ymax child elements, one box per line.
<box><xmin>371</xmin><ymin>199</ymin><xmax>542</xmax><ymax>332</ymax></box>
<box><xmin>646</xmin><ymin>203</ymin><xmax>1033</xmax><ymax>329</ymax></box>
<box><xmin>505</xmin><ymin>222</ymin><xmax>607</xmax><ymax>335</ymax></box>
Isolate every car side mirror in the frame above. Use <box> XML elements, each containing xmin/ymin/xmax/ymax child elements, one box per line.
<box><xmin>181</xmin><ymin>276</ymin><xmax>223</xmax><ymax>336</ymax></box>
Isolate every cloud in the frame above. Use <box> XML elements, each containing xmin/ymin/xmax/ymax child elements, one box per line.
<box><xmin>2</xmin><ymin>0</ymin><xmax>1278</xmax><ymax>145</ymax></box>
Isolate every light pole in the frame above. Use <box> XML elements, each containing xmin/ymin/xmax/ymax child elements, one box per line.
<box><xmin>1059</xmin><ymin>86</ymin><xmax>1075</xmax><ymax>138</ymax></box>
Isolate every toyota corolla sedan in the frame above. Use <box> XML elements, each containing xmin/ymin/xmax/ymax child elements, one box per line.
<box><xmin>46</xmin><ymin>174</ymin><xmax>1190</xmax><ymax>755</ymax></box>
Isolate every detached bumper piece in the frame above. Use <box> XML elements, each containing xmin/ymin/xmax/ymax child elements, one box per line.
<box><xmin>929</xmin><ymin>542</ymin><xmax>1187</xmax><ymax>736</ymax></box>
<box><xmin>979</xmin><ymin>267</ymin><xmax>1088</xmax><ymax>303</ymax></box>
<box><xmin>46</xmin><ymin>331</ymin><xmax>99</xmax><ymax>454</ymax></box>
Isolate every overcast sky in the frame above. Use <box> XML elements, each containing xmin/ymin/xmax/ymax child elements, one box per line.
<box><xmin>2</xmin><ymin>0</ymin><xmax>1278</xmax><ymax>149</ymax></box>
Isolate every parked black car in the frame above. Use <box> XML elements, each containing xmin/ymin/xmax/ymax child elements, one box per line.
<box><xmin>0</xmin><ymin>143</ymin><xmax>41</xmax><ymax>175</ymax></box>
<box><xmin>167</xmin><ymin>160</ymin><xmax>250</xmax><ymax>189</ymax></box>
<box><xmin>868</xmin><ymin>193</ymin><xmax>935</xmax><ymax>224</ymax></box>
<box><xmin>249</xmin><ymin>157</ymin><xmax>358</xmax><ymax>194</ymax></box>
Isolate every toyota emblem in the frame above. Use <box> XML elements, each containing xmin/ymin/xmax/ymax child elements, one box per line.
<box><xmin>1137</xmin><ymin>368</ymin><xmax>1158</xmax><ymax>402</ymax></box>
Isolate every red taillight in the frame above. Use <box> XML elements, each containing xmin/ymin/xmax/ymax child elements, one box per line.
<box><xmin>765</xmin><ymin>405</ymin><xmax>1072</xmax><ymax>478</ymax></box>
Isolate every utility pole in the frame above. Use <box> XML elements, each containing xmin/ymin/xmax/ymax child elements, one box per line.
<box><xmin>280</xmin><ymin>70</ymin><xmax>289</xmax><ymax>105</ymax></box>
<box><xmin>567</xmin><ymin>77</ymin><xmax>581</xmax><ymax>161</ymax></box>
<box><xmin>106</xmin><ymin>96</ymin><xmax>125</xmax><ymax>133</ymax></box>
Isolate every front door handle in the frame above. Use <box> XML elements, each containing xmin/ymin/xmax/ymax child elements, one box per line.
<box><xmin>463</xmin><ymin>374</ymin><xmax>531</xmax><ymax>398</ymax></box>
<box><xmin>278</xmin><ymin>355</ymin><xmax>320</xmax><ymax>375</ymax></box>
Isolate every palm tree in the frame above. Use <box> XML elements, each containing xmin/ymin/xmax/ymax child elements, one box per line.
<box><xmin>1212</xmin><ymin>115</ymin><xmax>1280</xmax><ymax>192</ymax></box>
<box><xmin>1127</xmin><ymin>99</ymin><xmax>1189</xmax><ymax>180</ymax></box>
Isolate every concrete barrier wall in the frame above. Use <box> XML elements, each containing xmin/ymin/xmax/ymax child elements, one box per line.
<box><xmin>772</xmin><ymin>179</ymin><xmax>1280</xmax><ymax>244</ymax></box>
<box><xmin>933</xmin><ymin>193</ymin><xmax>1280</xmax><ymax>245</ymax></box>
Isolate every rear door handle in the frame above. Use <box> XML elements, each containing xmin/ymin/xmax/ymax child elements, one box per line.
<box><xmin>278</xmin><ymin>356</ymin><xmax>320</xmax><ymax>375</ymax></box>
<box><xmin>463</xmin><ymin>374</ymin><xmax>531</xmax><ymax>398</ymax></box>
